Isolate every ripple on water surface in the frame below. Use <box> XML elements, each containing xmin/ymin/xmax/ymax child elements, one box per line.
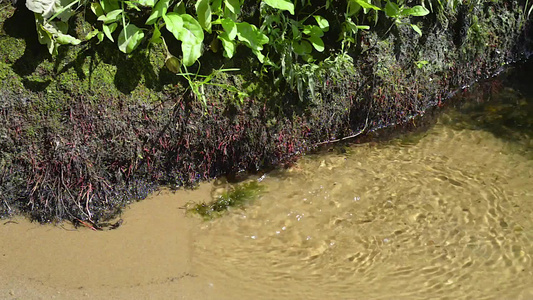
<box><xmin>192</xmin><ymin>89</ymin><xmax>533</xmax><ymax>300</ymax></box>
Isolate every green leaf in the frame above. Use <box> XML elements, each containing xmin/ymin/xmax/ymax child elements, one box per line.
<box><xmin>236</xmin><ymin>22</ymin><xmax>269</xmax><ymax>51</ymax></box>
<box><xmin>351</xmin><ymin>0</ymin><xmax>381</xmax><ymax>11</ymax></box>
<box><xmin>263</xmin><ymin>0</ymin><xmax>294</xmax><ymax>14</ymax></box>
<box><xmin>196</xmin><ymin>0</ymin><xmax>212</xmax><ymax>32</ymax></box>
<box><xmin>211</xmin><ymin>0</ymin><xmax>222</xmax><ymax>12</ymax></box>
<box><xmin>56</xmin><ymin>32</ymin><xmax>81</xmax><ymax>45</ymax></box>
<box><xmin>97</xmin><ymin>31</ymin><xmax>105</xmax><ymax>42</ymax></box>
<box><xmin>85</xmin><ymin>29</ymin><xmax>100</xmax><ymax>40</ymax></box>
<box><xmin>236</xmin><ymin>22</ymin><xmax>268</xmax><ymax>62</ymax></box>
<box><xmin>306</xmin><ymin>35</ymin><xmax>324</xmax><ymax>52</ymax></box>
<box><xmin>100</xmin><ymin>0</ymin><xmax>119</xmax><ymax>13</ymax></box>
<box><xmin>138</xmin><ymin>0</ymin><xmax>155</xmax><ymax>7</ymax></box>
<box><xmin>303</xmin><ymin>25</ymin><xmax>324</xmax><ymax>37</ymax></box>
<box><xmin>163</xmin><ymin>13</ymin><xmax>184</xmax><ymax>40</ymax></box>
<box><xmin>403</xmin><ymin>5</ymin><xmax>430</xmax><ymax>17</ymax></box>
<box><xmin>221</xmin><ymin>18</ymin><xmax>237</xmax><ymax>40</ymax></box>
<box><xmin>149</xmin><ymin>25</ymin><xmax>162</xmax><ymax>44</ymax></box>
<box><xmin>218</xmin><ymin>32</ymin><xmax>236</xmax><ymax>58</ymax></box>
<box><xmin>118</xmin><ymin>24</ymin><xmax>144</xmax><ymax>53</ymax></box>
<box><xmin>313</xmin><ymin>15</ymin><xmax>329</xmax><ymax>32</ymax></box>
<box><xmin>292</xmin><ymin>40</ymin><xmax>312</xmax><ymax>55</ymax></box>
<box><xmin>90</xmin><ymin>2</ymin><xmax>104</xmax><ymax>17</ymax></box>
<box><xmin>182</xmin><ymin>41</ymin><xmax>203</xmax><ymax>66</ymax></box>
<box><xmin>385</xmin><ymin>1</ymin><xmax>400</xmax><ymax>18</ymax></box>
<box><xmin>97</xmin><ymin>9</ymin><xmax>122</xmax><ymax>24</ymax></box>
<box><xmin>225</xmin><ymin>0</ymin><xmax>241</xmax><ymax>14</ymax></box>
<box><xmin>173</xmin><ymin>0</ymin><xmax>186</xmax><ymax>13</ymax></box>
<box><xmin>146</xmin><ymin>0</ymin><xmax>170</xmax><ymax>25</ymax></box>
<box><xmin>410</xmin><ymin>24</ymin><xmax>422</xmax><ymax>36</ymax></box>
<box><xmin>103</xmin><ymin>22</ymin><xmax>117</xmax><ymax>42</ymax></box>
<box><xmin>26</xmin><ymin>0</ymin><xmax>55</xmax><ymax>17</ymax></box>
<box><xmin>180</xmin><ymin>14</ymin><xmax>204</xmax><ymax>45</ymax></box>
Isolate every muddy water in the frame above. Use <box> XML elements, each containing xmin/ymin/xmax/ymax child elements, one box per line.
<box><xmin>2</xmin><ymin>77</ymin><xmax>533</xmax><ymax>299</ymax></box>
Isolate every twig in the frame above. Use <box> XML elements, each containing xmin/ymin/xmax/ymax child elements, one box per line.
<box><xmin>314</xmin><ymin>115</ymin><xmax>370</xmax><ymax>146</ymax></box>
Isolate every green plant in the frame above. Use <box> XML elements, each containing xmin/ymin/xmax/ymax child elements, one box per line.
<box><xmin>384</xmin><ymin>0</ymin><xmax>430</xmax><ymax>36</ymax></box>
<box><xmin>187</xmin><ymin>181</ymin><xmax>265</xmax><ymax>220</ymax></box>
<box><xmin>26</xmin><ymin>0</ymin><xmax>434</xmax><ymax>104</ymax></box>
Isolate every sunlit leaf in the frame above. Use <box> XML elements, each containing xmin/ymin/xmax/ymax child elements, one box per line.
<box><xmin>306</xmin><ymin>35</ymin><xmax>324</xmax><ymax>52</ymax></box>
<box><xmin>313</xmin><ymin>15</ymin><xmax>329</xmax><ymax>31</ymax></box>
<box><xmin>146</xmin><ymin>0</ymin><xmax>170</xmax><ymax>25</ymax></box>
<box><xmin>263</xmin><ymin>0</ymin><xmax>294</xmax><ymax>14</ymax></box>
<box><xmin>163</xmin><ymin>12</ymin><xmax>184</xmax><ymax>40</ymax></box>
<box><xmin>221</xmin><ymin>18</ymin><xmax>237</xmax><ymax>40</ymax></box>
<box><xmin>403</xmin><ymin>5</ymin><xmax>430</xmax><ymax>17</ymax></box>
<box><xmin>196</xmin><ymin>0</ymin><xmax>212</xmax><ymax>32</ymax></box>
<box><xmin>118</xmin><ymin>24</ymin><xmax>144</xmax><ymax>53</ymax></box>
<box><xmin>410</xmin><ymin>24</ymin><xmax>422</xmax><ymax>36</ymax></box>
<box><xmin>218</xmin><ymin>32</ymin><xmax>236</xmax><ymax>58</ymax></box>
<box><xmin>103</xmin><ymin>22</ymin><xmax>117</xmax><ymax>41</ymax></box>
<box><xmin>182</xmin><ymin>41</ymin><xmax>202</xmax><ymax>66</ymax></box>
<box><xmin>225</xmin><ymin>0</ymin><xmax>241</xmax><ymax>14</ymax></box>
<box><xmin>138</xmin><ymin>0</ymin><xmax>155</xmax><ymax>7</ymax></box>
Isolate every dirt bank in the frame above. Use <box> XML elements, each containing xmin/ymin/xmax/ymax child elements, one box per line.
<box><xmin>0</xmin><ymin>1</ymin><xmax>532</xmax><ymax>222</ymax></box>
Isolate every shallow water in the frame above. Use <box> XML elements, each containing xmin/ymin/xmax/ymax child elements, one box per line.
<box><xmin>1</xmin><ymin>66</ymin><xmax>532</xmax><ymax>299</ymax></box>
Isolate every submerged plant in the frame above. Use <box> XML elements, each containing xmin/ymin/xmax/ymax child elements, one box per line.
<box><xmin>187</xmin><ymin>181</ymin><xmax>265</xmax><ymax>220</ymax></box>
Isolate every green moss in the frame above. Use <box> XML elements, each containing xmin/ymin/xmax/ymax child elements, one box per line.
<box><xmin>187</xmin><ymin>181</ymin><xmax>265</xmax><ymax>220</ymax></box>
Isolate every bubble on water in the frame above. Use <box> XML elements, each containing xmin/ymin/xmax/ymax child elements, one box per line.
<box><xmin>354</xmin><ymin>196</ymin><xmax>361</xmax><ymax>202</ymax></box>
<box><xmin>251</xmin><ymin>235</ymin><xmax>257</xmax><ymax>239</ymax></box>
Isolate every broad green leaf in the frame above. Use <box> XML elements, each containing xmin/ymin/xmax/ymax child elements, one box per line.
<box><xmin>236</xmin><ymin>22</ymin><xmax>269</xmax><ymax>51</ymax></box>
<box><xmin>181</xmin><ymin>41</ymin><xmax>202</xmax><ymax>66</ymax></box>
<box><xmin>163</xmin><ymin>13</ymin><xmax>184</xmax><ymax>40</ymax></box>
<box><xmin>218</xmin><ymin>32</ymin><xmax>236</xmax><ymax>58</ymax></box>
<box><xmin>103</xmin><ymin>22</ymin><xmax>117</xmax><ymax>41</ymax></box>
<box><xmin>303</xmin><ymin>25</ymin><xmax>324</xmax><ymax>37</ymax></box>
<box><xmin>138</xmin><ymin>0</ymin><xmax>155</xmax><ymax>7</ymax></box>
<box><xmin>90</xmin><ymin>2</ymin><xmax>104</xmax><ymax>17</ymax></box>
<box><xmin>236</xmin><ymin>22</ymin><xmax>268</xmax><ymax>62</ymax></box>
<box><xmin>56</xmin><ymin>32</ymin><xmax>81</xmax><ymax>45</ymax></box>
<box><xmin>225</xmin><ymin>0</ymin><xmax>241</xmax><ymax>15</ymax></box>
<box><xmin>290</xmin><ymin>22</ymin><xmax>301</xmax><ymax>40</ymax></box>
<box><xmin>196</xmin><ymin>0</ymin><xmax>212</xmax><ymax>32</ymax></box>
<box><xmin>385</xmin><ymin>1</ymin><xmax>400</xmax><ymax>18</ymax></box>
<box><xmin>26</xmin><ymin>0</ymin><xmax>55</xmax><ymax>17</ymax></box>
<box><xmin>146</xmin><ymin>0</ymin><xmax>171</xmax><ymax>25</ymax></box>
<box><xmin>313</xmin><ymin>15</ymin><xmax>329</xmax><ymax>31</ymax></box>
<box><xmin>85</xmin><ymin>29</ymin><xmax>100</xmax><ymax>40</ymax></box>
<box><xmin>221</xmin><ymin>18</ymin><xmax>237</xmax><ymax>40</ymax></box>
<box><xmin>403</xmin><ymin>5</ymin><xmax>430</xmax><ymax>17</ymax></box>
<box><xmin>306</xmin><ymin>35</ymin><xmax>324</xmax><ymax>52</ymax></box>
<box><xmin>410</xmin><ymin>24</ymin><xmax>422</xmax><ymax>36</ymax></box>
<box><xmin>173</xmin><ymin>1</ymin><xmax>186</xmax><ymax>13</ymax></box>
<box><xmin>97</xmin><ymin>9</ymin><xmax>122</xmax><ymax>24</ymax></box>
<box><xmin>263</xmin><ymin>0</ymin><xmax>294</xmax><ymax>14</ymax></box>
<box><xmin>97</xmin><ymin>31</ymin><xmax>105</xmax><ymax>42</ymax></box>
<box><xmin>118</xmin><ymin>24</ymin><xmax>144</xmax><ymax>53</ymax></box>
<box><xmin>149</xmin><ymin>25</ymin><xmax>162</xmax><ymax>44</ymax></box>
<box><xmin>351</xmin><ymin>0</ymin><xmax>380</xmax><ymax>11</ymax></box>
<box><xmin>180</xmin><ymin>14</ymin><xmax>204</xmax><ymax>45</ymax></box>
<box><xmin>292</xmin><ymin>40</ymin><xmax>312</xmax><ymax>55</ymax></box>
<box><xmin>211</xmin><ymin>0</ymin><xmax>222</xmax><ymax>13</ymax></box>
<box><xmin>100</xmin><ymin>0</ymin><xmax>120</xmax><ymax>13</ymax></box>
